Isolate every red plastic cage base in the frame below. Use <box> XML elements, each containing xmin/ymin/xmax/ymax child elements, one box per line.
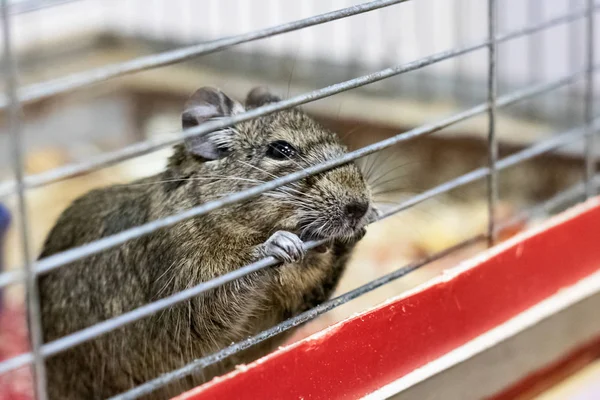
<box><xmin>0</xmin><ymin>305</ymin><xmax>33</xmax><ymax>400</ymax></box>
<box><xmin>176</xmin><ymin>197</ymin><xmax>600</xmax><ymax>400</ymax></box>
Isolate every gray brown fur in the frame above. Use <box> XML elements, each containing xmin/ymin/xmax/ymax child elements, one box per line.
<box><xmin>38</xmin><ymin>87</ymin><xmax>375</xmax><ymax>399</ymax></box>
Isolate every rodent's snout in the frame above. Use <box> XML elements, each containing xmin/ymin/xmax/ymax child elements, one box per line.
<box><xmin>294</xmin><ymin>163</ymin><xmax>374</xmax><ymax>241</ymax></box>
<box><xmin>343</xmin><ymin>201</ymin><xmax>369</xmax><ymax>225</ymax></box>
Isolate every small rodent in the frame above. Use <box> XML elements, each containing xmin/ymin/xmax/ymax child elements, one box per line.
<box><xmin>38</xmin><ymin>86</ymin><xmax>376</xmax><ymax>399</ymax></box>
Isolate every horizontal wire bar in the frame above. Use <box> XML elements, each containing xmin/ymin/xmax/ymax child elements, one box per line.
<box><xmin>0</xmin><ymin>0</ymin><xmax>408</xmax><ymax>111</ymax></box>
<box><xmin>110</xmin><ymin>234</ymin><xmax>486</xmax><ymax>400</ymax></box>
<box><xmin>496</xmin><ymin>174</ymin><xmax>600</xmax><ymax>234</ymax></box>
<box><xmin>379</xmin><ymin>121</ymin><xmax>593</xmax><ymax>220</ymax></box>
<box><xmin>0</xmin><ymin>6</ymin><xmax>593</xmax><ymax>199</ymax></box>
<box><xmin>496</xmin><ymin>128</ymin><xmax>587</xmax><ymax>170</ymax></box>
<box><xmin>0</xmin><ymin>109</ymin><xmax>594</xmax><ymax>376</ymax></box>
<box><xmin>0</xmin><ymin>68</ymin><xmax>591</xmax><ymax>290</ymax></box>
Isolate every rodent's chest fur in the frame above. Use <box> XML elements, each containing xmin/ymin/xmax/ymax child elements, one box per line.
<box><xmin>38</xmin><ymin>172</ymin><xmax>355</xmax><ymax>400</ymax></box>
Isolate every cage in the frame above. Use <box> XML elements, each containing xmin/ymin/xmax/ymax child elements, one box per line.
<box><xmin>0</xmin><ymin>0</ymin><xmax>599</xmax><ymax>399</ymax></box>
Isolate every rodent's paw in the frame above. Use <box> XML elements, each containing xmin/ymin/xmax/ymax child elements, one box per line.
<box><xmin>262</xmin><ymin>231</ymin><xmax>306</xmax><ymax>264</ymax></box>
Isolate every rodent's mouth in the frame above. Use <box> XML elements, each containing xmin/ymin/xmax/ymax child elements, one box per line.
<box><xmin>297</xmin><ymin>204</ymin><xmax>379</xmax><ymax>243</ymax></box>
<box><xmin>297</xmin><ymin>218</ymin><xmax>367</xmax><ymax>243</ymax></box>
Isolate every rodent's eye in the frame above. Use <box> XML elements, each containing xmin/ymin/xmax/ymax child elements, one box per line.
<box><xmin>266</xmin><ymin>140</ymin><xmax>298</xmax><ymax>160</ymax></box>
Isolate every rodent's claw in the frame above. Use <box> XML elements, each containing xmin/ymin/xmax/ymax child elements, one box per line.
<box><xmin>262</xmin><ymin>231</ymin><xmax>306</xmax><ymax>264</ymax></box>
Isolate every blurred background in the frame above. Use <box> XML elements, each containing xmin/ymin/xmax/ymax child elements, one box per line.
<box><xmin>0</xmin><ymin>0</ymin><xmax>599</xmax><ymax>396</ymax></box>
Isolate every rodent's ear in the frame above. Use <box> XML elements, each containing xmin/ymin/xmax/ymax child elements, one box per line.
<box><xmin>245</xmin><ymin>86</ymin><xmax>281</xmax><ymax>109</ymax></box>
<box><xmin>182</xmin><ymin>87</ymin><xmax>245</xmax><ymax>160</ymax></box>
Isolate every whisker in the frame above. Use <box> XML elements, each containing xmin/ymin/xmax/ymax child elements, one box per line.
<box><xmin>369</xmin><ymin>160</ymin><xmax>420</xmax><ymax>188</ymax></box>
<box><xmin>370</xmin><ymin>173</ymin><xmax>415</xmax><ymax>192</ymax></box>
<box><xmin>236</xmin><ymin>160</ymin><xmax>310</xmax><ymax>198</ymax></box>
<box><xmin>361</xmin><ymin>151</ymin><xmax>382</xmax><ymax>182</ymax></box>
<box><xmin>237</xmin><ymin>161</ymin><xmax>307</xmax><ymax>196</ymax></box>
<box><xmin>339</xmin><ymin>125</ymin><xmax>365</xmax><ymax>143</ymax></box>
<box><xmin>237</xmin><ymin>160</ymin><xmax>279</xmax><ymax>180</ymax></box>
<box><xmin>372</xmin><ymin>187</ymin><xmax>411</xmax><ymax>197</ymax></box>
<box><xmin>365</xmin><ymin>149</ymin><xmax>399</xmax><ymax>182</ymax></box>
<box><xmin>281</xmin><ymin>150</ymin><xmax>310</xmax><ymax>172</ymax></box>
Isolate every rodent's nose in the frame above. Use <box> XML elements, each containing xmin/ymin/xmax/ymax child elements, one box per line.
<box><xmin>344</xmin><ymin>201</ymin><xmax>369</xmax><ymax>221</ymax></box>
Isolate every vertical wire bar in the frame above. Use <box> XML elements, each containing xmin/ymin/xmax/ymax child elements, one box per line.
<box><xmin>415</xmin><ymin>0</ymin><xmax>430</xmax><ymax>101</ymax></box>
<box><xmin>452</xmin><ymin>0</ymin><xmax>464</xmax><ymax>102</ymax></box>
<box><xmin>527</xmin><ymin>0</ymin><xmax>543</xmax><ymax>118</ymax></box>
<box><xmin>487</xmin><ymin>0</ymin><xmax>499</xmax><ymax>246</ymax></box>
<box><xmin>0</xmin><ymin>1</ymin><xmax>48</xmax><ymax>399</ymax></box>
<box><xmin>585</xmin><ymin>0</ymin><xmax>596</xmax><ymax>198</ymax></box>
<box><xmin>569</xmin><ymin>0</ymin><xmax>582</xmax><ymax>123</ymax></box>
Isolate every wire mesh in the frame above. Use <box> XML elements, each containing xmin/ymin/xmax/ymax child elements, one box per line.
<box><xmin>0</xmin><ymin>0</ymin><xmax>598</xmax><ymax>399</ymax></box>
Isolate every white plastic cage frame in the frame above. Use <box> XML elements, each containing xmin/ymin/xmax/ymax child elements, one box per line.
<box><xmin>0</xmin><ymin>0</ymin><xmax>598</xmax><ymax>399</ymax></box>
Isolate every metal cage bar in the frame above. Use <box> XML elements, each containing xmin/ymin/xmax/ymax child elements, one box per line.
<box><xmin>486</xmin><ymin>0</ymin><xmax>498</xmax><ymax>246</ymax></box>
<box><xmin>527</xmin><ymin>0</ymin><xmax>544</xmax><ymax>117</ymax></box>
<box><xmin>0</xmin><ymin>1</ymin><xmax>598</xmax><ymax>399</ymax></box>
<box><xmin>570</xmin><ymin>0</ymin><xmax>581</xmax><ymax>111</ymax></box>
<box><xmin>585</xmin><ymin>0</ymin><xmax>597</xmax><ymax>197</ymax></box>
<box><xmin>0</xmin><ymin>1</ymin><xmax>48</xmax><ymax>399</ymax></box>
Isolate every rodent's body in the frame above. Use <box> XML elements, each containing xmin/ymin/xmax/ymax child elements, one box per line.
<box><xmin>40</xmin><ymin>175</ymin><xmax>351</xmax><ymax>399</ymax></box>
<box><xmin>39</xmin><ymin>87</ymin><xmax>374</xmax><ymax>399</ymax></box>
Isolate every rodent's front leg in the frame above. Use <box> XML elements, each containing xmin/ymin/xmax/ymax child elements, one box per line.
<box><xmin>254</xmin><ymin>231</ymin><xmax>306</xmax><ymax>263</ymax></box>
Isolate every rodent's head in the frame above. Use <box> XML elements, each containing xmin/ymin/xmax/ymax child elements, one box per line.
<box><xmin>168</xmin><ymin>86</ymin><xmax>376</xmax><ymax>242</ymax></box>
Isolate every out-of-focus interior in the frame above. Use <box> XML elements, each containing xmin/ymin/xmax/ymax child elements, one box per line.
<box><xmin>0</xmin><ymin>1</ymin><xmax>598</xmax><ymax>397</ymax></box>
